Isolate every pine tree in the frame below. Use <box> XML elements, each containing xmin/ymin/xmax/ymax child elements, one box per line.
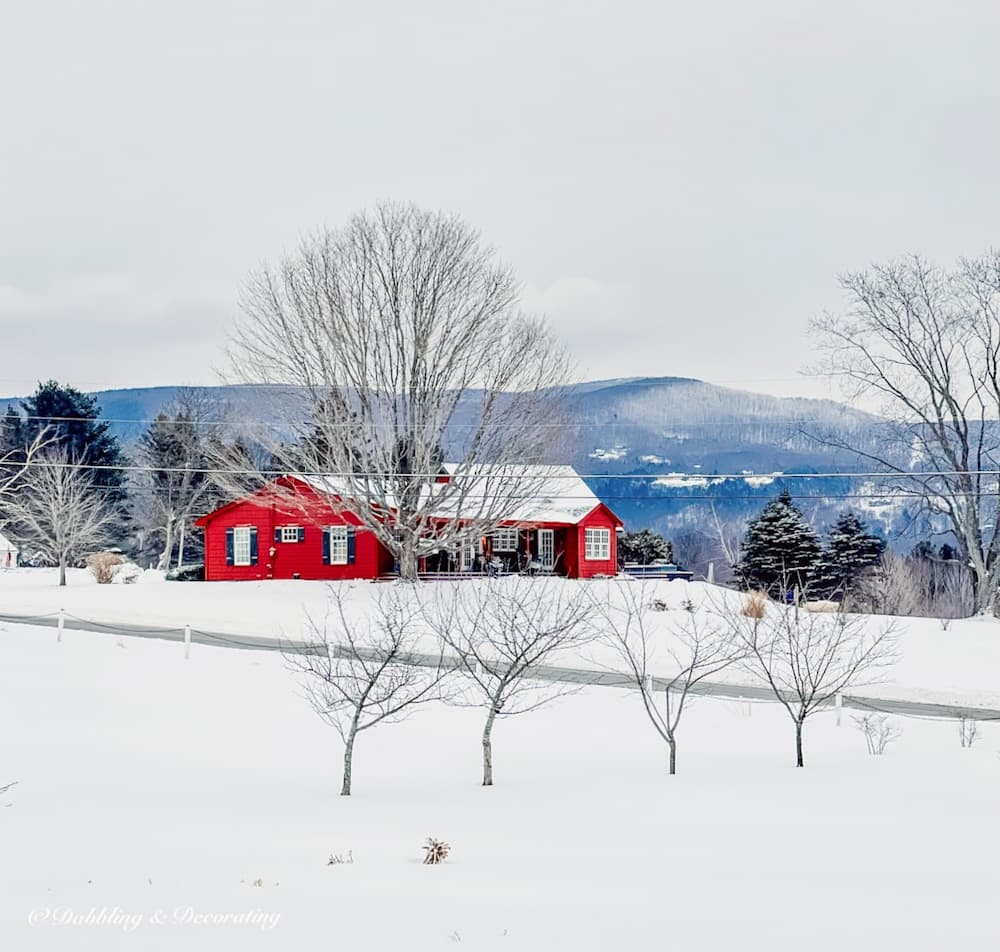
<box><xmin>20</xmin><ymin>381</ymin><xmax>129</xmax><ymax>506</ymax></box>
<box><xmin>815</xmin><ymin>511</ymin><xmax>885</xmax><ymax>598</ymax></box>
<box><xmin>618</xmin><ymin>529</ymin><xmax>673</xmax><ymax>566</ymax></box>
<box><xmin>734</xmin><ymin>489</ymin><xmax>823</xmax><ymax>595</ymax></box>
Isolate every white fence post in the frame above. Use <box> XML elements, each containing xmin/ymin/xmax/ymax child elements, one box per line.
<box><xmin>57</xmin><ymin>609</ymin><xmax>64</xmax><ymax>643</ymax></box>
<box><xmin>835</xmin><ymin>692</ymin><xmax>843</xmax><ymax>727</ymax></box>
<box><xmin>184</xmin><ymin>624</ymin><xmax>192</xmax><ymax>660</ymax></box>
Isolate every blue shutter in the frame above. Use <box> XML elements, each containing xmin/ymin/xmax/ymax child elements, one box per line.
<box><xmin>322</xmin><ymin>528</ymin><xmax>331</xmax><ymax>565</ymax></box>
<box><xmin>225</xmin><ymin>528</ymin><xmax>234</xmax><ymax>566</ymax></box>
<box><xmin>347</xmin><ymin>527</ymin><xmax>356</xmax><ymax>564</ymax></box>
<box><xmin>298</xmin><ymin>526</ymin><xmax>306</xmax><ymax>543</ymax></box>
<box><xmin>250</xmin><ymin>527</ymin><xmax>259</xmax><ymax>565</ymax></box>
<box><xmin>274</xmin><ymin>527</ymin><xmax>281</xmax><ymax>543</ymax></box>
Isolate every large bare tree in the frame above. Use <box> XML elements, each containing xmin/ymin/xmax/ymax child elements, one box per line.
<box><xmin>812</xmin><ymin>252</ymin><xmax>1000</xmax><ymax>612</ymax></box>
<box><xmin>287</xmin><ymin>585</ymin><xmax>449</xmax><ymax>796</ymax></box>
<box><xmin>136</xmin><ymin>389</ymin><xmax>221</xmax><ymax>571</ymax></box>
<box><xmin>3</xmin><ymin>447</ymin><xmax>116</xmax><ymax>586</ymax></box>
<box><xmin>421</xmin><ymin>577</ymin><xmax>591</xmax><ymax>786</ymax></box>
<box><xmin>733</xmin><ymin>600</ymin><xmax>897</xmax><ymax>767</ymax></box>
<box><xmin>589</xmin><ymin>583</ymin><xmax>746</xmax><ymax>775</ymax></box>
<box><xmin>227</xmin><ymin>203</ymin><xmax>573</xmax><ymax>578</ymax></box>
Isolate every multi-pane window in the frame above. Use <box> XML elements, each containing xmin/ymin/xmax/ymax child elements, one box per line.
<box><xmin>584</xmin><ymin>527</ymin><xmax>610</xmax><ymax>561</ymax></box>
<box><xmin>233</xmin><ymin>526</ymin><xmax>252</xmax><ymax>566</ymax></box>
<box><xmin>492</xmin><ymin>528</ymin><xmax>519</xmax><ymax>552</ymax></box>
<box><xmin>280</xmin><ymin>526</ymin><xmax>301</xmax><ymax>543</ymax></box>
<box><xmin>327</xmin><ymin>526</ymin><xmax>349</xmax><ymax>564</ymax></box>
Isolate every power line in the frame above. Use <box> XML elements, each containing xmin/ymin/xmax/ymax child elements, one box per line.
<box><xmin>4</xmin><ymin>458</ymin><xmax>1000</xmax><ymax>481</ymax></box>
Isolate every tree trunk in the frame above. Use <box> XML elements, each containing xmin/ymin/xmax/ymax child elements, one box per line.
<box><xmin>482</xmin><ymin>706</ymin><xmax>497</xmax><ymax>786</ymax></box>
<box><xmin>59</xmin><ymin>558</ymin><xmax>66</xmax><ymax>587</ymax></box>
<box><xmin>157</xmin><ymin>519</ymin><xmax>173</xmax><ymax>572</ymax></box>
<box><xmin>398</xmin><ymin>546</ymin><xmax>419</xmax><ymax>581</ymax></box>
<box><xmin>668</xmin><ymin>736</ymin><xmax>677</xmax><ymax>775</ymax></box>
<box><xmin>341</xmin><ymin>723</ymin><xmax>358</xmax><ymax>796</ymax></box>
<box><xmin>176</xmin><ymin>522</ymin><xmax>186</xmax><ymax>570</ymax></box>
<box><xmin>795</xmin><ymin>718</ymin><xmax>804</xmax><ymax>768</ymax></box>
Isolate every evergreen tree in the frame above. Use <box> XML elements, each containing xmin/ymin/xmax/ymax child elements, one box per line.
<box><xmin>618</xmin><ymin>529</ymin><xmax>673</xmax><ymax>566</ymax></box>
<box><xmin>734</xmin><ymin>489</ymin><xmax>823</xmax><ymax>595</ymax></box>
<box><xmin>815</xmin><ymin>510</ymin><xmax>885</xmax><ymax>598</ymax></box>
<box><xmin>20</xmin><ymin>381</ymin><xmax>129</xmax><ymax>506</ymax></box>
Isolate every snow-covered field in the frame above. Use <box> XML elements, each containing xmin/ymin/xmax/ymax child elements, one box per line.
<box><xmin>1</xmin><ymin>570</ymin><xmax>1000</xmax><ymax>949</ymax></box>
<box><xmin>3</xmin><ymin>567</ymin><xmax>1000</xmax><ymax>709</ymax></box>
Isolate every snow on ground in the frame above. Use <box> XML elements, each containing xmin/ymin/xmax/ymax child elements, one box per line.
<box><xmin>1</xmin><ymin>620</ymin><xmax>999</xmax><ymax>950</ymax></box>
<box><xmin>2</xmin><ymin>568</ymin><xmax>1000</xmax><ymax>709</ymax></box>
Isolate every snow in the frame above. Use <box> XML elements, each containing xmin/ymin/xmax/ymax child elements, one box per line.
<box><xmin>3</xmin><ymin>569</ymin><xmax>1000</xmax><ymax>710</ymax></box>
<box><xmin>2</xmin><ymin>613</ymin><xmax>999</xmax><ymax>950</ymax></box>
<box><xmin>301</xmin><ymin>465</ymin><xmax>607</xmax><ymax>526</ymax></box>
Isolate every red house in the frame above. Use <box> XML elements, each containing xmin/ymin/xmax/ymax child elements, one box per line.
<box><xmin>194</xmin><ymin>466</ymin><xmax>622</xmax><ymax>581</ymax></box>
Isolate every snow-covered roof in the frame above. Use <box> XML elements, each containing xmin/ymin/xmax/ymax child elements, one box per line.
<box><xmin>289</xmin><ymin>464</ymin><xmax>612</xmax><ymax>526</ymax></box>
<box><xmin>0</xmin><ymin>531</ymin><xmax>18</xmax><ymax>553</ymax></box>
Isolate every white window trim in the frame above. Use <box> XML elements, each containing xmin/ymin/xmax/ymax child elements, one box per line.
<box><xmin>327</xmin><ymin>525</ymin><xmax>349</xmax><ymax>565</ymax></box>
<box><xmin>233</xmin><ymin>526</ymin><xmax>252</xmax><ymax>566</ymax></box>
<box><xmin>584</xmin><ymin>527</ymin><xmax>611</xmax><ymax>561</ymax></box>
<box><xmin>280</xmin><ymin>525</ymin><xmax>301</xmax><ymax>543</ymax></box>
<box><xmin>492</xmin><ymin>528</ymin><xmax>519</xmax><ymax>552</ymax></box>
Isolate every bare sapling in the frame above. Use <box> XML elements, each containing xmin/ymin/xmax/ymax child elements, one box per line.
<box><xmin>422</xmin><ymin>577</ymin><xmax>591</xmax><ymax>786</ymax></box>
<box><xmin>589</xmin><ymin>582</ymin><xmax>746</xmax><ymax>775</ymax></box>
<box><xmin>286</xmin><ymin>585</ymin><xmax>449</xmax><ymax>796</ymax></box>
<box><xmin>733</xmin><ymin>593</ymin><xmax>898</xmax><ymax>767</ymax></box>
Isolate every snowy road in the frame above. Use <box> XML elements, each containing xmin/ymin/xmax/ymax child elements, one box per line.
<box><xmin>2</xmin><ymin>609</ymin><xmax>998</xmax><ymax>724</ymax></box>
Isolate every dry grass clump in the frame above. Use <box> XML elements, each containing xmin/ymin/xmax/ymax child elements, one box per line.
<box><xmin>86</xmin><ymin>552</ymin><xmax>124</xmax><ymax>584</ymax></box>
<box><xmin>422</xmin><ymin>837</ymin><xmax>450</xmax><ymax>865</ymax></box>
<box><xmin>741</xmin><ymin>591</ymin><xmax>768</xmax><ymax>618</ymax></box>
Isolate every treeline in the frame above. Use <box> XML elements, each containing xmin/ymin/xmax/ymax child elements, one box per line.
<box><xmin>0</xmin><ymin>381</ymin><xmax>254</xmax><ymax>583</ymax></box>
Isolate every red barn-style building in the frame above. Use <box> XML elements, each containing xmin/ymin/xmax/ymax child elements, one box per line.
<box><xmin>194</xmin><ymin>466</ymin><xmax>622</xmax><ymax>581</ymax></box>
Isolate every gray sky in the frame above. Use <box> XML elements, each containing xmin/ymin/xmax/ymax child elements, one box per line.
<box><xmin>2</xmin><ymin>0</ymin><xmax>999</xmax><ymax>400</ymax></box>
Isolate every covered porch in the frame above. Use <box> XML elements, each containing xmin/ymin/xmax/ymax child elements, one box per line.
<box><xmin>419</xmin><ymin>525</ymin><xmax>568</xmax><ymax>577</ymax></box>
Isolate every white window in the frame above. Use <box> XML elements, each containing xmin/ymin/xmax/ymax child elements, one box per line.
<box><xmin>280</xmin><ymin>526</ymin><xmax>301</xmax><ymax>543</ymax></box>
<box><xmin>584</xmin><ymin>527</ymin><xmax>610</xmax><ymax>561</ymax></box>
<box><xmin>327</xmin><ymin>526</ymin><xmax>349</xmax><ymax>565</ymax></box>
<box><xmin>233</xmin><ymin>526</ymin><xmax>252</xmax><ymax>566</ymax></box>
<box><xmin>492</xmin><ymin>528</ymin><xmax>519</xmax><ymax>552</ymax></box>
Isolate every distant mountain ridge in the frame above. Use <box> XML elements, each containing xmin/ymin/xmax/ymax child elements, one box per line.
<box><xmin>1</xmin><ymin>377</ymin><xmax>908</xmax><ymax>538</ymax></box>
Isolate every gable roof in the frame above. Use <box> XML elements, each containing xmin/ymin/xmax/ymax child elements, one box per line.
<box><xmin>196</xmin><ymin>465</ymin><xmax>621</xmax><ymax>529</ymax></box>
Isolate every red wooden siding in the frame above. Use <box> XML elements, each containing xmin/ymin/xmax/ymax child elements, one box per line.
<box><xmin>197</xmin><ymin>478</ymin><xmax>622</xmax><ymax>581</ymax></box>
<box><xmin>564</xmin><ymin>504</ymin><xmax>620</xmax><ymax>579</ymax></box>
<box><xmin>199</xmin><ymin>481</ymin><xmax>394</xmax><ymax>582</ymax></box>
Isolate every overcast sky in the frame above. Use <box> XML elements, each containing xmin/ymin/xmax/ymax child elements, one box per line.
<box><xmin>2</xmin><ymin>0</ymin><xmax>999</xmax><ymax>401</ymax></box>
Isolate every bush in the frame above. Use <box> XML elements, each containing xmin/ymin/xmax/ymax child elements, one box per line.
<box><xmin>741</xmin><ymin>592</ymin><xmax>768</xmax><ymax>619</ymax></box>
<box><xmin>166</xmin><ymin>563</ymin><xmax>205</xmax><ymax>582</ymax></box>
<box><xmin>86</xmin><ymin>552</ymin><xmax>124</xmax><ymax>584</ymax></box>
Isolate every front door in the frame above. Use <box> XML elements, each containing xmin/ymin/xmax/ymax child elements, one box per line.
<box><xmin>538</xmin><ymin>529</ymin><xmax>554</xmax><ymax>569</ymax></box>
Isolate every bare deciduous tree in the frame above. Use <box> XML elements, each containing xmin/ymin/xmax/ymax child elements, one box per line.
<box><xmin>0</xmin><ymin>427</ymin><xmax>54</xmax><ymax>516</ymax></box>
<box><xmin>733</xmin><ymin>601</ymin><xmax>898</xmax><ymax>767</ymax></box>
<box><xmin>227</xmin><ymin>203</ymin><xmax>573</xmax><ymax>579</ymax></box>
<box><xmin>589</xmin><ymin>583</ymin><xmax>745</xmax><ymax>774</ymax></box>
<box><xmin>5</xmin><ymin>447</ymin><xmax>116</xmax><ymax>586</ymax></box>
<box><xmin>136</xmin><ymin>389</ymin><xmax>221</xmax><ymax>571</ymax></box>
<box><xmin>286</xmin><ymin>585</ymin><xmax>448</xmax><ymax>796</ymax></box>
<box><xmin>812</xmin><ymin>252</ymin><xmax>1000</xmax><ymax>612</ymax></box>
<box><xmin>422</xmin><ymin>577</ymin><xmax>591</xmax><ymax>786</ymax></box>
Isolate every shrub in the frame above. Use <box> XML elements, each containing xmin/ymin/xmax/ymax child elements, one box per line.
<box><xmin>741</xmin><ymin>592</ymin><xmax>768</xmax><ymax>619</ymax></box>
<box><xmin>86</xmin><ymin>552</ymin><xmax>124</xmax><ymax>584</ymax></box>
<box><xmin>422</xmin><ymin>838</ymin><xmax>450</xmax><ymax>865</ymax></box>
